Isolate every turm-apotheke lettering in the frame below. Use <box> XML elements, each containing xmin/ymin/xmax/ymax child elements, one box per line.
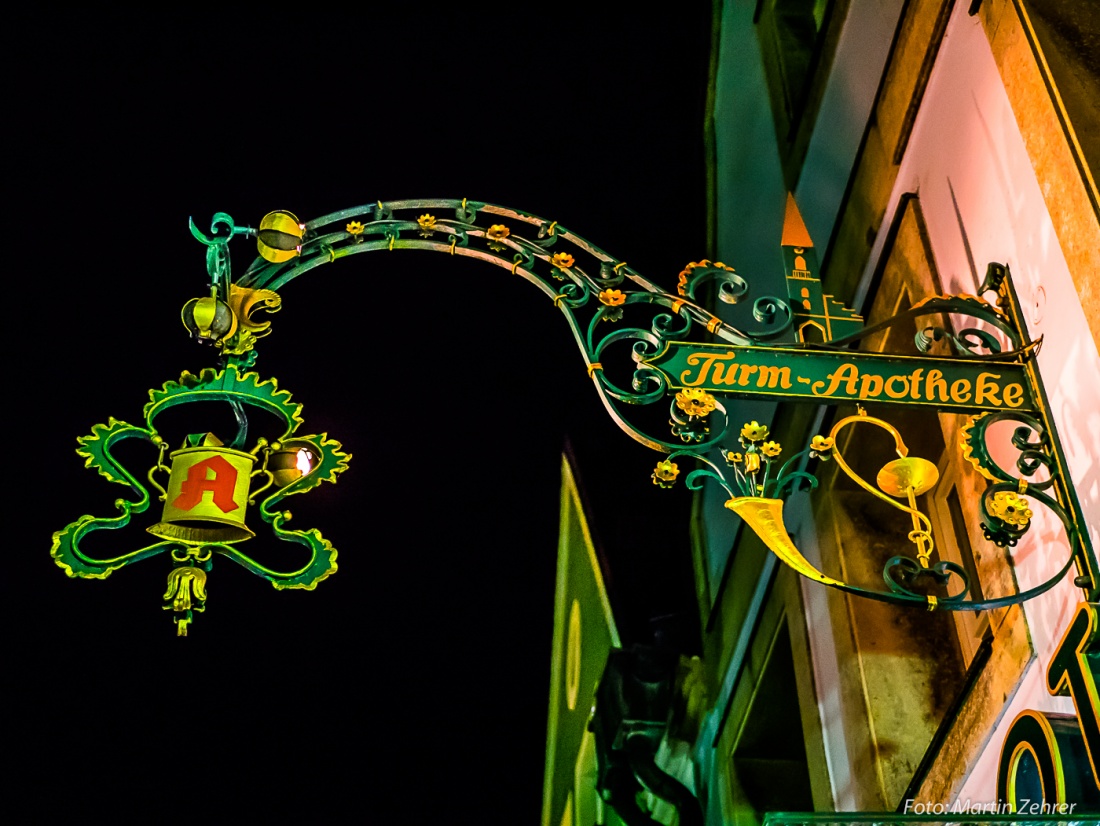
<box><xmin>647</xmin><ymin>344</ymin><xmax>1036</xmax><ymax>414</ymax></box>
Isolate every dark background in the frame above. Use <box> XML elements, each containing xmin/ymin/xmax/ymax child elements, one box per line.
<box><xmin>11</xmin><ymin>8</ymin><xmax>710</xmax><ymax>822</ymax></box>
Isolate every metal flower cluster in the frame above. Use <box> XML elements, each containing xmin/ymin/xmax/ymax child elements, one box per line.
<box><xmin>550</xmin><ymin>252</ymin><xmax>574</xmax><ymax>280</ymax></box>
<box><xmin>988</xmin><ymin>491</ymin><xmax>1033</xmax><ymax>528</ymax></box>
<box><xmin>652</xmin><ymin>459</ymin><xmax>680</xmax><ymax>489</ymax></box>
<box><xmin>417</xmin><ymin>214</ymin><xmax>437</xmax><ymax>237</ymax></box>
<box><xmin>722</xmin><ymin>421</ymin><xmax>786</xmax><ymax>497</ymax></box>
<box><xmin>650</xmin><ymin>419</ymin><xmax>820</xmax><ymax>507</ymax></box>
<box><xmin>960</xmin><ymin>412</ymin><xmax>1053</xmax><ymax>550</ymax></box>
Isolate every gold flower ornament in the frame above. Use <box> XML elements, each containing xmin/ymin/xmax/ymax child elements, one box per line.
<box><xmin>417</xmin><ymin>214</ymin><xmax>438</xmax><ymax>237</ymax></box>
<box><xmin>760</xmin><ymin>441</ymin><xmax>782</xmax><ymax>458</ymax></box>
<box><xmin>598</xmin><ymin>289</ymin><xmax>627</xmax><ymax>307</ymax></box>
<box><xmin>989</xmin><ymin>491</ymin><xmax>1033</xmax><ymax>528</ymax></box>
<box><xmin>652</xmin><ymin>460</ymin><xmax>680</xmax><ymax>488</ymax></box>
<box><xmin>740</xmin><ymin>421</ymin><xmax>769</xmax><ymax>441</ymax></box>
<box><xmin>675</xmin><ymin>388</ymin><xmax>717</xmax><ymax>417</ymax></box>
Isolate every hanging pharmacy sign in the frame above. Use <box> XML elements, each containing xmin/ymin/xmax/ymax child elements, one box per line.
<box><xmin>641</xmin><ymin>342</ymin><xmax>1036</xmax><ymax>413</ymax></box>
<box><xmin>50</xmin><ymin>200</ymin><xmax>1095</xmax><ymax>660</ymax></box>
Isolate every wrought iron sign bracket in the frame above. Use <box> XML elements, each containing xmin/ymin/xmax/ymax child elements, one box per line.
<box><xmin>52</xmin><ymin>203</ymin><xmax>1096</xmax><ymax>632</ymax></box>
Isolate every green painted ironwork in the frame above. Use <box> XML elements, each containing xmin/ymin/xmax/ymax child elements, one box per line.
<box><xmin>51</xmin><ymin>204</ymin><xmax>1098</xmax><ymax>632</ymax></box>
<box><xmin>52</xmin><ymin>256</ymin><xmax>349</xmax><ymax>633</ymax></box>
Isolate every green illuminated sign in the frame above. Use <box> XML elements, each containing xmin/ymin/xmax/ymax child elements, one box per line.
<box><xmin>642</xmin><ymin>342</ymin><xmax>1036</xmax><ymax>413</ymax></box>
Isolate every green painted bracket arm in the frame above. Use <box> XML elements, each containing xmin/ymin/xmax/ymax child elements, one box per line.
<box><xmin>75</xmin><ymin>417</ymin><xmax>156</xmax><ymax>494</ymax></box>
<box><xmin>189</xmin><ymin>212</ymin><xmax>253</xmax><ymax>300</ymax></box>
<box><xmin>51</xmin><ymin>517</ymin><xmax>178</xmax><ymax>579</ymax></box>
<box><xmin>212</xmin><ymin>519</ymin><xmax>338</xmax><ymax>591</ymax></box>
<box><xmin>51</xmin><ymin>418</ymin><xmax>174</xmax><ymax>578</ymax></box>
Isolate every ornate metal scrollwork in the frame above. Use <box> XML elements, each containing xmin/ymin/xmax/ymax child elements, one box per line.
<box><xmin>962</xmin><ymin>412</ymin><xmax>1064</xmax><ymax>543</ymax></box>
<box><xmin>55</xmin><ymin>201</ymin><xmax>1097</xmax><ymax>631</ymax></box>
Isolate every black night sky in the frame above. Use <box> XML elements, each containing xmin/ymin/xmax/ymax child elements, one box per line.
<box><xmin>12</xmin><ymin>9</ymin><xmax>710</xmax><ymax>822</ymax></box>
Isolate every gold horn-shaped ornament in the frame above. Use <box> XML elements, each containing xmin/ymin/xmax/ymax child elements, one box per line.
<box><xmin>147</xmin><ymin>433</ymin><xmax>257</xmax><ymax>544</ymax></box>
<box><xmin>723</xmin><ymin>496</ymin><xmax>845</xmax><ymax>587</ymax></box>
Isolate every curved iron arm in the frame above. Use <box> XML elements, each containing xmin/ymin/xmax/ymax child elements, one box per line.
<box><xmin>227</xmin><ymin>199</ymin><xmax>794</xmax><ymax>455</ymax></box>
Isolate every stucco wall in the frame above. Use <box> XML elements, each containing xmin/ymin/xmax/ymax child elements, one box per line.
<box><xmin>861</xmin><ymin>4</ymin><xmax>1098</xmax><ymax>802</ymax></box>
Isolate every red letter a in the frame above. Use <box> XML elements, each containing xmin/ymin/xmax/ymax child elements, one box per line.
<box><xmin>172</xmin><ymin>455</ymin><xmax>241</xmax><ymax>513</ymax></box>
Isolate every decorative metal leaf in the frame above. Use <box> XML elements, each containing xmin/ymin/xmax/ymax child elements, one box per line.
<box><xmin>76</xmin><ymin>417</ymin><xmax>155</xmax><ymax>489</ymax></box>
<box><xmin>144</xmin><ymin>365</ymin><xmax>304</xmax><ymax>437</ymax></box>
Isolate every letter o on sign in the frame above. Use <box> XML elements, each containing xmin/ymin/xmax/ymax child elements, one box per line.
<box><xmin>997</xmin><ymin>710</ymin><xmax>1098</xmax><ymax>809</ymax></box>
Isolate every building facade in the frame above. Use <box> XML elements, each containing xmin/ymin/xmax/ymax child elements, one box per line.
<box><xmin>545</xmin><ymin>1</ymin><xmax>1099</xmax><ymax>823</ymax></box>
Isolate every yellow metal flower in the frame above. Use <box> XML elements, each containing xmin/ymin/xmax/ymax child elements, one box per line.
<box><xmin>346</xmin><ymin>221</ymin><xmax>365</xmax><ymax>235</ymax></box>
<box><xmin>760</xmin><ymin>441</ymin><xmax>782</xmax><ymax>457</ymax></box>
<box><xmin>652</xmin><ymin>459</ymin><xmax>680</xmax><ymax>488</ymax></box>
<box><xmin>724</xmin><ymin>451</ymin><xmax>743</xmax><ymax>465</ymax></box>
<box><xmin>551</xmin><ymin>252</ymin><xmax>575</xmax><ymax>269</ymax></box>
<box><xmin>741</xmin><ymin>421</ymin><xmax>769</xmax><ymax>441</ymax></box>
<box><xmin>989</xmin><ymin>491</ymin><xmax>1033</xmax><ymax>528</ymax></box>
<box><xmin>486</xmin><ymin>223</ymin><xmax>511</xmax><ymax>251</ymax></box>
<box><xmin>809</xmin><ymin>434</ymin><xmax>834</xmax><ymax>460</ymax></box>
<box><xmin>599</xmin><ymin>289</ymin><xmax>627</xmax><ymax>307</ymax></box>
<box><xmin>417</xmin><ymin>214</ymin><xmax>438</xmax><ymax>236</ymax></box>
<box><xmin>675</xmin><ymin>388</ymin><xmax>717</xmax><ymax>417</ymax></box>
<box><xmin>744</xmin><ymin>452</ymin><xmax>761</xmax><ymax>473</ymax></box>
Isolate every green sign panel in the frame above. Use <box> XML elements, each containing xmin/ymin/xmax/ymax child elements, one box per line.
<box><xmin>642</xmin><ymin>342</ymin><xmax>1037</xmax><ymax>413</ymax></box>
